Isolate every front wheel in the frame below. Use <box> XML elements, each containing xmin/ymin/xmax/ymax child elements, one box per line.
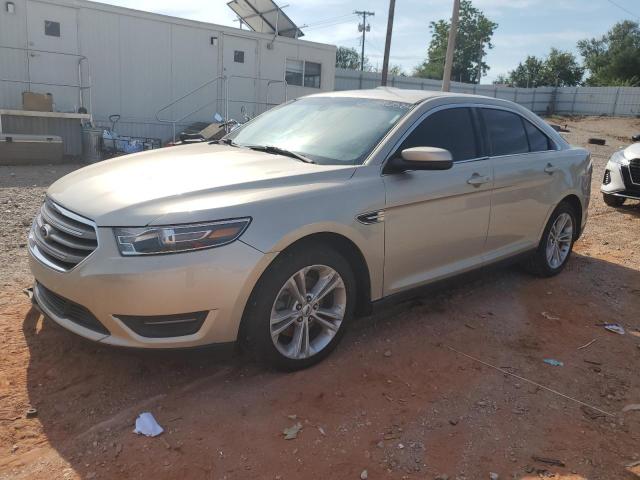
<box><xmin>241</xmin><ymin>244</ymin><xmax>356</xmax><ymax>371</ymax></box>
<box><xmin>602</xmin><ymin>193</ymin><xmax>625</xmax><ymax>207</ymax></box>
<box><xmin>523</xmin><ymin>202</ymin><xmax>576</xmax><ymax>277</ymax></box>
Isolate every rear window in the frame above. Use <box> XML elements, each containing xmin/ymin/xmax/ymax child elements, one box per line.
<box><xmin>482</xmin><ymin>108</ymin><xmax>529</xmax><ymax>156</ymax></box>
<box><xmin>399</xmin><ymin>107</ymin><xmax>478</xmax><ymax>161</ymax></box>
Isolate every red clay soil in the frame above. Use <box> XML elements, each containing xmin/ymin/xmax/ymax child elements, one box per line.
<box><xmin>1</xmin><ymin>116</ymin><xmax>639</xmax><ymax>480</ymax></box>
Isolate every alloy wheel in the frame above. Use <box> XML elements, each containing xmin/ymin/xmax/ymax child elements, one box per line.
<box><xmin>545</xmin><ymin>212</ymin><xmax>573</xmax><ymax>269</ymax></box>
<box><xmin>270</xmin><ymin>265</ymin><xmax>346</xmax><ymax>359</ymax></box>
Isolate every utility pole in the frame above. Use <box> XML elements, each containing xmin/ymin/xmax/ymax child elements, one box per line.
<box><xmin>441</xmin><ymin>0</ymin><xmax>460</xmax><ymax>92</ymax></box>
<box><xmin>355</xmin><ymin>10</ymin><xmax>374</xmax><ymax>71</ymax></box>
<box><xmin>380</xmin><ymin>0</ymin><xmax>396</xmax><ymax>86</ymax></box>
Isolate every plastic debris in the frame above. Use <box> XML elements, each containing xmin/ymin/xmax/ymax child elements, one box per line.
<box><xmin>133</xmin><ymin>412</ymin><xmax>164</xmax><ymax>437</ymax></box>
<box><xmin>360</xmin><ymin>469</ymin><xmax>368</xmax><ymax>480</ymax></box>
<box><xmin>25</xmin><ymin>407</ymin><xmax>38</xmax><ymax>418</ymax></box>
<box><xmin>622</xmin><ymin>404</ymin><xmax>640</xmax><ymax>413</ymax></box>
<box><xmin>541</xmin><ymin>312</ymin><xmax>560</xmax><ymax>320</ymax></box>
<box><xmin>543</xmin><ymin>359</ymin><xmax>564</xmax><ymax>367</ymax></box>
<box><xmin>283</xmin><ymin>422</ymin><xmax>302</xmax><ymax>440</ymax></box>
<box><xmin>603</xmin><ymin>323</ymin><xmax>625</xmax><ymax>335</ymax></box>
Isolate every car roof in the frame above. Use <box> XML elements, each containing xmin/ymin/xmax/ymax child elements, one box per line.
<box><xmin>307</xmin><ymin>87</ymin><xmax>494</xmax><ymax>105</ymax></box>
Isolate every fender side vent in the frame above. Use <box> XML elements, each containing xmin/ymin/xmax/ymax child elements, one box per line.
<box><xmin>356</xmin><ymin>210</ymin><xmax>385</xmax><ymax>225</ymax></box>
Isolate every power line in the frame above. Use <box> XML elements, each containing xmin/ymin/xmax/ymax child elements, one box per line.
<box><xmin>305</xmin><ymin>13</ymin><xmax>357</xmax><ymax>28</ymax></box>
<box><xmin>604</xmin><ymin>0</ymin><xmax>640</xmax><ymax>20</ymax></box>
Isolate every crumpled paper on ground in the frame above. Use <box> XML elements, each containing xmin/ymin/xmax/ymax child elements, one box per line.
<box><xmin>133</xmin><ymin>412</ymin><xmax>164</xmax><ymax>437</ymax></box>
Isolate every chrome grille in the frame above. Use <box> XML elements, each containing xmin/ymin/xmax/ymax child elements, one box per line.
<box><xmin>30</xmin><ymin>199</ymin><xmax>97</xmax><ymax>271</ymax></box>
<box><xmin>629</xmin><ymin>158</ymin><xmax>640</xmax><ymax>184</ymax></box>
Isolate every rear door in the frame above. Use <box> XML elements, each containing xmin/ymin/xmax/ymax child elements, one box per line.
<box><xmin>481</xmin><ymin>107</ymin><xmax>563</xmax><ymax>261</ymax></box>
<box><xmin>382</xmin><ymin>106</ymin><xmax>493</xmax><ymax>295</ymax></box>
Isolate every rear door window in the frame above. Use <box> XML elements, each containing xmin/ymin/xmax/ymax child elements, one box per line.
<box><xmin>399</xmin><ymin>107</ymin><xmax>478</xmax><ymax>161</ymax></box>
<box><xmin>482</xmin><ymin>108</ymin><xmax>529</xmax><ymax>156</ymax></box>
<box><xmin>524</xmin><ymin>120</ymin><xmax>553</xmax><ymax>152</ymax></box>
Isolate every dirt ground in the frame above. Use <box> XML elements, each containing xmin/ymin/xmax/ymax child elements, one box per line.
<box><xmin>1</xmin><ymin>116</ymin><xmax>639</xmax><ymax>480</ymax></box>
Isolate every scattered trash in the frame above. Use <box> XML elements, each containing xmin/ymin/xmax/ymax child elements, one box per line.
<box><xmin>532</xmin><ymin>455</ymin><xmax>565</xmax><ymax>467</ymax></box>
<box><xmin>630</xmin><ymin>330</ymin><xmax>640</xmax><ymax>338</ymax></box>
<box><xmin>133</xmin><ymin>412</ymin><xmax>164</xmax><ymax>437</ymax></box>
<box><xmin>464</xmin><ymin>323</ymin><xmax>476</xmax><ymax>330</ymax></box>
<box><xmin>632</xmin><ymin>134</ymin><xmax>640</xmax><ymax>142</ymax></box>
<box><xmin>360</xmin><ymin>469</ymin><xmax>368</xmax><ymax>480</ymax></box>
<box><xmin>287</xmin><ymin>414</ymin><xmax>297</xmax><ymax>420</ymax></box>
<box><xmin>25</xmin><ymin>407</ymin><xmax>38</xmax><ymax>418</ymax></box>
<box><xmin>543</xmin><ymin>359</ymin><xmax>564</xmax><ymax>367</ymax></box>
<box><xmin>383</xmin><ymin>350</ymin><xmax>392</xmax><ymax>357</ymax></box>
<box><xmin>317</xmin><ymin>425</ymin><xmax>326</xmax><ymax>436</ymax></box>
<box><xmin>489</xmin><ymin>473</ymin><xmax>499</xmax><ymax>480</ymax></box>
<box><xmin>446</xmin><ymin>345</ymin><xmax>615</xmax><ymax>417</ymax></box>
<box><xmin>584</xmin><ymin>359</ymin><xmax>602</xmax><ymax>366</ymax></box>
<box><xmin>622</xmin><ymin>404</ymin><xmax>640</xmax><ymax>413</ymax></box>
<box><xmin>22</xmin><ymin>287</ymin><xmax>33</xmax><ymax>299</ymax></box>
<box><xmin>577</xmin><ymin>338</ymin><xmax>597</xmax><ymax>350</ymax></box>
<box><xmin>581</xmin><ymin>405</ymin><xmax>606</xmax><ymax>420</ymax></box>
<box><xmin>541</xmin><ymin>311</ymin><xmax>560</xmax><ymax>320</ymax></box>
<box><xmin>283</xmin><ymin>422</ymin><xmax>302</xmax><ymax>440</ymax></box>
<box><xmin>626</xmin><ymin>460</ymin><xmax>640</xmax><ymax>478</ymax></box>
<box><xmin>588</xmin><ymin>137</ymin><xmax>606</xmax><ymax>145</ymax></box>
<box><xmin>602</xmin><ymin>323</ymin><xmax>625</xmax><ymax>335</ymax></box>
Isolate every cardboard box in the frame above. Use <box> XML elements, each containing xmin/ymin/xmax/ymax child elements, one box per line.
<box><xmin>22</xmin><ymin>91</ymin><xmax>53</xmax><ymax>112</ymax></box>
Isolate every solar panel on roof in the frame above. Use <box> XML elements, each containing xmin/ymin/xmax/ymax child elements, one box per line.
<box><xmin>227</xmin><ymin>0</ymin><xmax>304</xmax><ymax>38</ymax></box>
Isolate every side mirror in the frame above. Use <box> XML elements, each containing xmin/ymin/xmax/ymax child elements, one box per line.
<box><xmin>385</xmin><ymin>147</ymin><xmax>454</xmax><ymax>173</ymax></box>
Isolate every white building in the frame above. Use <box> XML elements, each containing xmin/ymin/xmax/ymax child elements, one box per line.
<box><xmin>0</xmin><ymin>0</ymin><xmax>336</xmax><ymax>142</ymax></box>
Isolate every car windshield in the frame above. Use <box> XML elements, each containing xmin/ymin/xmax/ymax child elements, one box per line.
<box><xmin>226</xmin><ymin>97</ymin><xmax>412</xmax><ymax>165</ymax></box>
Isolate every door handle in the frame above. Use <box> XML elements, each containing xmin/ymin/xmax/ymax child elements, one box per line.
<box><xmin>467</xmin><ymin>174</ymin><xmax>491</xmax><ymax>187</ymax></box>
<box><xmin>544</xmin><ymin>163</ymin><xmax>559</xmax><ymax>174</ymax></box>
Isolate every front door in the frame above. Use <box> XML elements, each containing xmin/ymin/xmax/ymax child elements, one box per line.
<box><xmin>222</xmin><ymin>34</ymin><xmax>258</xmax><ymax>120</ymax></box>
<box><xmin>26</xmin><ymin>1</ymin><xmax>79</xmax><ymax>111</ymax></box>
<box><xmin>383</xmin><ymin>106</ymin><xmax>492</xmax><ymax>296</ymax></box>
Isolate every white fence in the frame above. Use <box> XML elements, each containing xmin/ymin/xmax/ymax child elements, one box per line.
<box><xmin>335</xmin><ymin>69</ymin><xmax>640</xmax><ymax>117</ymax></box>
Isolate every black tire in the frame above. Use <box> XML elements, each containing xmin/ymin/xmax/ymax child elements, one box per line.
<box><xmin>523</xmin><ymin>201</ymin><xmax>577</xmax><ymax>277</ymax></box>
<box><xmin>603</xmin><ymin>193</ymin><xmax>625</xmax><ymax>207</ymax></box>
<box><xmin>240</xmin><ymin>242</ymin><xmax>356</xmax><ymax>371</ymax></box>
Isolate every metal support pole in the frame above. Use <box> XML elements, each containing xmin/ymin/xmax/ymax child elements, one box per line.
<box><xmin>441</xmin><ymin>0</ymin><xmax>460</xmax><ymax>92</ymax></box>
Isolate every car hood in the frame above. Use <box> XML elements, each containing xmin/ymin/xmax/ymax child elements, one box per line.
<box><xmin>623</xmin><ymin>142</ymin><xmax>640</xmax><ymax>160</ymax></box>
<box><xmin>48</xmin><ymin>143</ymin><xmax>356</xmax><ymax>226</ymax></box>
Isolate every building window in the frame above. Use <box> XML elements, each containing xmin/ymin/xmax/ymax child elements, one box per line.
<box><xmin>44</xmin><ymin>20</ymin><xmax>60</xmax><ymax>37</ymax></box>
<box><xmin>285</xmin><ymin>59</ymin><xmax>321</xmax><ymax>88</ymax></box>
<box><xmin>304</xmin><ymin>61</ymin><xmax>321</xmax><ymax>88</ymax></box>
<box><xmin>234</xmin><ymin>50</ymin><xmax>244</xmax><ymax>63</ymax></box>
<box><xmin>285</xmin><ymin>59</ymin><xmax>303</xmax><ymax>86</ymax></box>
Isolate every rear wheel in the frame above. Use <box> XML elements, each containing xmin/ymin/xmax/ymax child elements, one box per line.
<box><xmin>603</xmin><ymin>193</ymin><xmax>625</xmax><ymax>207</ymax></box>
<box><xmin>523</xmin><ymin>202</ymin><xmax>576</xmax><ymax>277</ymax></box>
<box><xmin>241</xmin><ymin>244</ymin><xmax>356</xmax><ymax>371</ymax></box>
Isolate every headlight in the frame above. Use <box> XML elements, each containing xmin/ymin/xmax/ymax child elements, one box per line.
<box><xmin>114</xmin><ymin>218</ymin><xmax>251</xmax><ymax>256</ymax></box>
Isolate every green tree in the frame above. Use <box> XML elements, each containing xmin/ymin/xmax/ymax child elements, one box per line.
<box><xmin>507</xmin><ymin>49</ymin><xmax>583</xmax><ymax>87</ymax></box>
<box><xmin>578</xmin><ymin>20</ymin><xmax>640</xmax><ymax>86</ymax></box>
<box><xmin>335</xmin><ymin>46</ymin><xmax>371</xmax><ymax>71</ymax></box>
<box><xmin>389</xmin><ymin>65</ymin><xmax>406</xmax><ymax>77</ymax></box>
<box><xmin>414</xmin><ymin>0</ymin><xmax>497</xmax><ymax>83</ymax></box>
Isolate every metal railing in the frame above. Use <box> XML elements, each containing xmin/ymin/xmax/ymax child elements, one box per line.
<box><xmin>155</xmin><ymin>75</ymin><xmax>288</xmax><ymax>142</ymax></box>
<box><xmin>0</xmin><ymin>45</ymin><xmax>93</xmax><ymax>115</ymax></box>
<box><xmin>155</xmin><ymin>75</ymin><xmax>226</xmax><ymax>142</ymax></box>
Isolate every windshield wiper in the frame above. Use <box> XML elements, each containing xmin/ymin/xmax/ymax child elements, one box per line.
<box><xmin>245</xmin><ymin>145</ymin><xmax>316</xmax><ymax>164</ymax></box>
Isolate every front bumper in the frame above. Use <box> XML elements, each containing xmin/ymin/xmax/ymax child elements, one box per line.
<box><xmin>601</xmin><ymin>160</ymin><xmax>640</xmax><ymax>200</ymax></box>
<box><xmin>29</xmin><ymin>227</ymin><xmax>276</xmax><ymax>348</ymax></box>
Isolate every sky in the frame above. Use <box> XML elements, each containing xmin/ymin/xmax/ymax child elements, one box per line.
<box><xmin>101</xmin><ymin>0</ymin><xmax>640</xmax><ymax>83</ymax></box>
